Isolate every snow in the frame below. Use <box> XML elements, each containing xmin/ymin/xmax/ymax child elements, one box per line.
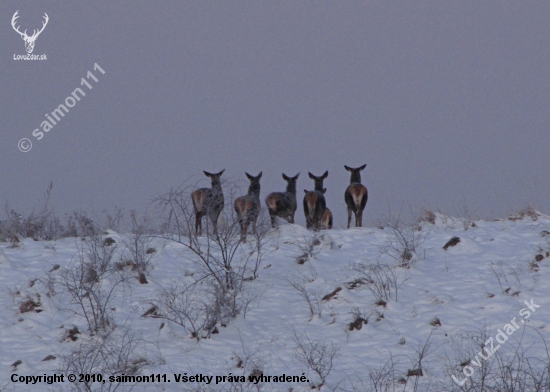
<box><xmin>1</xmin><ymin>211</ymin><xmax>550</xmax><ymax>391</ymax></box>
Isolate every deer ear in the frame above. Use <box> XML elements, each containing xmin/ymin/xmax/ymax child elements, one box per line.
<box><xmin>359</xmin><ymin>164</ymin><xmax>366</xmax><ymax>171</ymax></box>
<box><xmin>304</xmin><ymin>189</ymin><xmax>308</xmax><ymax>194</ymax></box>
<box><xmin>344</xmin><ymin>165</ymin><xmax>352</xmax><ymax>172</ymax></box>
<box><xmin>217</xmin><ymin>169</ymin><xmax>225</xmax><ymax>176</ymax></box>
<box><xmin>203</xmin><ymin>171</ymin><xmax>212</xmax><ymax>177</ymax></box>
<box><xmin>308</xmin><ymin>172</ymin><xmax>315</xmax><ymax>179</ymax></box>
<box><xmin>322</xmin><ymin>188</ymin><xmax>327</xmax><ymax>194</ymax></box>
<box><xmin>282</xmin><ymin>173</ymin><xmax>289</xmax><ymax>181</ymax></box>
<box><xmin>322</xmin><ymin>171</ymin><xmax>328</xmax><ymax>179</ymax></box>
<box><xmin>245</xmin><ymin>172</ymin><xmax>253</xmax><ymax>180</ymax></box>
<box><xmin>294</xmin><ymin>173</ymin><xmax>300</xmax><ymax>180</ymax></box>
<box><xmin>257</xmin><ymin>171</ymin><xmax>262</xmax><ymax>179</ymax></box>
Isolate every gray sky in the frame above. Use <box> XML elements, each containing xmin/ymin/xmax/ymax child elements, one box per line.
<box><xmin>1</xmin><ymin>1</ymin><xmax>549</xmax><ymax>228</ymax></box>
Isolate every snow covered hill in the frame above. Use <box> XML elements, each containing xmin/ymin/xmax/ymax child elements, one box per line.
<box><xmin>1</xmin><ymin>211</ymin><xmax>550</xmax><ymax>391</ymax></box>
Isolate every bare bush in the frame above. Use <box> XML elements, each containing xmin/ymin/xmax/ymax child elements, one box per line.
<box><xmin>379</xmin><ymin>214</ymin><xmax>426</xmax><ymax>267</ymax></box>
<box><xmin>0</xmin><ymin>182</ymin><xmax>63</xmax><ymax>241</ymax></box>
<box><xmin>241</xmin><ymin>210</ymin><xmax>273</xmax><ymax>279</ymax></box>
<box><xmin>349</xmin><ymin>261</ymin><xmax>406</xmax><ymax>302</ymax></box>
<box><xmin>440</xmin><ymin>327</ymin><xmax>550</xmax><ymax>392</ymax></box>
<box><xmin>151</xmin><ymin>279</ymin><xmax>240</xmax><ymax>340</ymax></box>
<box><xmin>341</xmin><ymin>355</ymin><xmax>402</xmax><ymax>392</ymax></box>
<box><xmin>404</xmin><ymin>331</ymin><xmax>436</xmax><ymax>392</ymax></box>
<box><xmin>488</xmin><ymin>337</ymin><xmax>550</xmax><ymax>391</ymax></box>
<box><xmin>0</xmin><ymin>182</ymin><xmax>118</xmax><ymax>242</ymax></box>
<box><xmin>508</xmin><ymin>206</ymin><xmax>540</xmax><ymax>221</ymax></box>
<box><xmin>120</xmin><ymin>211</ymin><xmax>160</xmax><ymax>281</ymax></box>
<box><xmin>63</xmin><ymin>210</ymin><xmax>99</xmax><ymax>238</ymax></box>
<box><xmin>149</xmin><ymin>178</ymin><xmax>265</xmax><ymax>335</ymax></box>
<box><xmin>489</xmin><ymin>261</ymin><xmax>522</xmax><ymax>294</ymax></box>
<box><xmin>60</xmin><ymin>328</ymin><xmax>148</xmax><ymax>392</ymax></box>
<box><xmin>284</xmin><ymin>274</ymin><xmax>322</xmax><ymax>321</ymax></box>
<box><xmin>367</xmin><ymin>356</ymin><xmax>401</xmax><ymax>392</ymax></box>
<box><xmin>56</xmin><ymin>234</ymin><xmax>129</xmax><ymax>333</ymax></box>
<box><xmin>286</xmin><ymin>232</ymin><xmax>332</xmax><ymax>265</ymax></box>
<box><xmin>231</xmin><ymin>331</ymin><xmax>267</xmax><ymax>392</ymax></box>
<box><xmin>100</xmin><ymin>206</ymin><xmax>125</xmax><ymax>233</ymax></box>
<box><xmin>292</xmin><ymin>330</ymin><xmax>339</xmax><ymax>389</ymax></box>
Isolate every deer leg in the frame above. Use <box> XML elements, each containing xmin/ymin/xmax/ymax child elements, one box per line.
<box><xmin>238</xmin><ymin>220</ymin><xmax>245</xmax><ymax>242</ymax></box>
<box><xmin>212</xmin><ymin>219</ymin><xmax>218</xmax><ymax>235</ymax></box>
<box><xmin>358</xmin><ymin>194</ymin><xmax>367</xmax><ymax>228</ymax></box>
<box><xmin>244</xmin><ymin>220</ymin><xmax>249</xmax><ymax>236</ymax></box>
<box><xmin>252</xmin><ymin>219</ymin><xmax>257</xmax><ymax>236</ymax></box>
<box><xmin>195</xmin><ymin>212</ymin><xmax>202</xmax><ymax>236</ymax></box>
<box><xmin>269</xmin><ymin>212</ymin><xmax>276</xmax><ymax>228</ymax></box>
<box><xmin>210</xmin><ymin>209</ymin><xmax>222</xmax><ymax>235</ymax></box>
<box><xmin>242</xmin><ymin>221</ymin><xmax>249</xmax><ymax>243</ymax></box>
<box><xmin>347</xmin><ymin>208</ymin><xmax>352</xmax><ymax>229</ymax></box>
<box><xmin>315</xmin><ymin>207</ymin><xmax>323</xmax><ymax>231</ymax></box>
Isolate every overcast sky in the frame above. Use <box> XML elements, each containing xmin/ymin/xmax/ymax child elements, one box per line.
<box><xmin>1</xmin><ymin>1</ymin><xmax>549</xmax><ymax>228</ymax></box>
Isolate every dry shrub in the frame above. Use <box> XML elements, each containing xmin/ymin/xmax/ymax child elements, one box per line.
<box><xmin>349</xmin><ymin>315</ymin><xmax>367</xmax><ymax>331</ymax></box>
<box><xmin>429</xmin><ymin>317</ymin><xmax>441</xmax><ymax>327</ymax></box>
<box><xmin>418</xmin><ymin>210</ymin><xmax>436</xmax><ymax>225</ymax></box>
<box><xmin>508</xmin><ymin>206</ymin><xmax>539</xmax><ymax>221</ymax></box>
<box><xmin>19</xmin><ymin>295</ymin><xmax>41</xmax><ymax>313</ymax></box>
<box><xmin>443</xmin><ymin>236</ymin><xmax>461</xmax><ymax>250</ymax></box>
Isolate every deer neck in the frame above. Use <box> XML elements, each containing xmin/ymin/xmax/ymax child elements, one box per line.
<box><xmin>211</xmin><ymin>179</ymin><xmax>223</xmax><ymax>194</ymax></box>
<box><xmin>350</xmin><ymin>173</ymin><xmax>361</xmax><ymax>184</ymax></box>
<box><xmin>286</xmin><ymin>182</ymin><xmax>297</xmax><ymax>196</ymax></box>
<box><xmin>248</xmin><ymin>183</ymin><xmax>260</xmax><ymax>198</ymax></box>
<box><xmin>314</xmin><ymin>181</ymin><xmax>324</xmax><ymax>192</ymax></box>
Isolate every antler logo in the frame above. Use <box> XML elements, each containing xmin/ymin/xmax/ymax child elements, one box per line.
<box><xmin>11</xmin><ymin>11</ymin><xmax>49</xmax><ymax>54</ymax></box>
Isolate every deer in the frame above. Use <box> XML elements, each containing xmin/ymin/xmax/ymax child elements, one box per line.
<box><xmin>191</xmin><ymin>170</ymin><xmax>225</xmax><ymax>236</ymax></box>
<box><xmin>344</xmin><ymin>164</ymin><xmax>368</xmax><ymax>228</ymax></box>
<box><xmin>11</xmin><ymin>11</ymin><xmax>49</xmax><ymax>54</ymax></box>
<box><xmin>265</xmin><ymin>173</ymin><xmax>299</xmax><ymax>228</ymax></box>
<box><xmin>321</xmin><ymin>207</ymin><xmax>333</xmax><ymax>230</ymax></box>
<box><xmin>303</xmin><ymin>171</ymin><xmax>332</xmax><ymax>230</ymax></box>
<box><xmin>234</xmin><ymin>172</ymin><xmax>262</xmax><ymax>243</ymax></box>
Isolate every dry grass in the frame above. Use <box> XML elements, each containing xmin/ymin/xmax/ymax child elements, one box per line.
<box><xmin>508</xmin><ymin>206</ymin><xmax>540</xmax><ymax>221</ymax></box>
<box><xmin>418</xmin><ymin>210</ymin><xmax>436</xmax><ymax>225</ymax></box>
<box><xmin>19</xmin><ymin>295</ymin><xmax>41</xmax><ymax>313</ymax></box>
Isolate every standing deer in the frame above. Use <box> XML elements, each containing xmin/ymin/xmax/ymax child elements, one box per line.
<box><xmin>344</xmin><ymin>164</ymin><xmax>368</xmax><ymax>228</ymax></box>
<box><xmin>11</xmin><ymin>11</ymin><xmax>49</xmax><ymax>54</ymax></box>
<box><xmin>234</xmin><ymin>172</ymin><xmax>262</xmax><ymax>243</ymax></box>
<box><xmin>265</xmin><ymin>173</ymin><xmax>299</xmax><ymax>228</ymax></box>
<box><xmin>303</xmin><ymin>171</ymin><xmax>332</xmax><ymax>230</ymax></box>
<box><xmin>191</xmin><ymin>170</ymin><xmax>225</xmax><ymax>235</ymax></box>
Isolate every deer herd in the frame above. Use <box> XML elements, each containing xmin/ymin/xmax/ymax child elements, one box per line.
<box><xmin>191</xmin><ymin>165</ymin><xmax>368</xmax><ymax>242</ymax></box>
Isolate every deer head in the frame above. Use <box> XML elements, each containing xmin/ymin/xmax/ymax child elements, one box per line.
<box><xmin>12</xmin><ymin>11</ymin><xmax>49</xmax><ymax>54</ymax></box>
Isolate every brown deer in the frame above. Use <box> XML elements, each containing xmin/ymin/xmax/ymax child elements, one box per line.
<box><xmin>303</xmin><ymin>171</ymin><xmax>332</xmax><ymax>230</ymax></box>
<box><xmin>321</xmin><ymin>208</ymin><xmax>333</xmax><ymax>230</ymax></box>
<box><xmin>191</xmin><ymin>170</ymin><xmax>225</xmax><ymax>235</ymax></box>
<box><xmin>234</xmin><ymin>172</ymin><xmax>262</xmax><ymax>243</ymax></box>
<box><xmin>344</xmin><ymin>164</ymin><xmax>368</xmax><ymax>228</ymax></box>
<box><xmin>265</xmin><ymin>173</ymin><xmax>299</xmax><ymax>228</ymax></box>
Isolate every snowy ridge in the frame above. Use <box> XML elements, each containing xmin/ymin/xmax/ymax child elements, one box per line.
<box><xmin>1</xmin><ymin>212</ymin><xmax>550</xmax><ymax>391</ymax></box>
